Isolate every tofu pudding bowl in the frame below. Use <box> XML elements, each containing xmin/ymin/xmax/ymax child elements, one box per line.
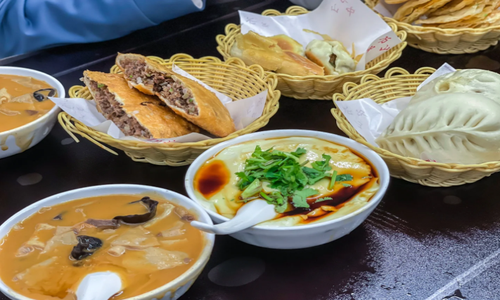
<box><xmin>0</xmin><ymin>67</ymin><xmax>64</xmax><ymax>159</ymax></box>
<box><xmin>0</xmin><ymin>184</ymin><xmax>215</xmax><ymax>300</ymax></box>
<box><xmin>185</xmin><ymin>130</ymin><xmax>390</xmax><ymax>249</ymax></box>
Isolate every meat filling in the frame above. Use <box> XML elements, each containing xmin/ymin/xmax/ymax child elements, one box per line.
<box><xmin>329</xmin><ymin>54</ymin><xmax>337</xmax><ymax>66</ymax></box>
<box><xmin>120</xmin><ymin>58</ymin><xmax>199</xmax><ymax>116</ymax></box>
<box><xmin>89</xmin><ymin>81</ymin><xmax>152</xmax><ymax>138</ymax></box>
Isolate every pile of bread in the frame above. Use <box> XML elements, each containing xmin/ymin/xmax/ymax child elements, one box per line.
<box><xmin>376</xmin><ymin>69</ymin><xmax>500</xmax><ymax>164</ymax></box>
<box><xmin>229</xmin><ymin>31</ymin><xmax>357</xmax><ymax>76</ymax></box>
<box><xmin>388</xmin><ymin>0</ymin><xmax>500</xmax><ymax>28</ymax></box>
<box><xmin>82</xmin><ymin>53</ymin><xmax>236</xmax><ymax>140</ymax></box>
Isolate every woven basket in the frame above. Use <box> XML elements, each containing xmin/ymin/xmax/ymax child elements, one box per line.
<box><xmin>216</xmin><ymin>6</ymin><xmax>407</xmax><ymax>100</ymax></box>
<box><xmin>59</xmin><ymin>54</ymin><xmax>280</xmax><ymax>166</ymax></box>
<box><xmin>331</xmin><ymin>67</ymin><xmax>500</xmax><ymax>187</ymax></box>
<box><xmin>365</xmin><ymin>0</ymin><xmax>500</xmax><ymax>54</ymax></box>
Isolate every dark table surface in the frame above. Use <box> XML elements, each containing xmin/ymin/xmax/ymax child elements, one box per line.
<box><xmin>1</xmin><ymin>0</ymin><xmax>500</xmax><ymax>299</ymax></box>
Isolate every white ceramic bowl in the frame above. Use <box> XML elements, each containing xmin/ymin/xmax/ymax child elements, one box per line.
<box><xmin>0</xmin><ymin>67</ymin><xmax>64</xmax><ymax>159</ymax></box>
<box><xmin>0</xmin><ymin>184</ymin><xmax>215</xmax><ymax>300</ymax></box>
<box><xmin>185</xmin><ymin>130</ymin><xmax>390</xmax><ymax>249</ymax></box>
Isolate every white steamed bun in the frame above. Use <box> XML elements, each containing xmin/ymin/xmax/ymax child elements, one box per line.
<box><xmin>377</xmin><ymin>93</ymin><xmax>500</xmax><ymax>164</ymax></box>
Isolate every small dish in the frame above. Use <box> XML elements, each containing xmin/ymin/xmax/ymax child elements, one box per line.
<box><xmin>185</xmin><ymin>130</ymin><xmax>390</xmax><ymax>249</ymax></box>
<box><xmin>0</xmin><ymin>184</ymin><xmax>215</xmax><ymax>300</ymax></box>
<box><xmin>0</xmin><ymin>67</ymin><xmax>64</xmax><ymax>159</ymax></box>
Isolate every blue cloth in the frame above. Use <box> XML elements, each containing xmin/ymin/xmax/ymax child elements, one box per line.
<box><xmin>0</xmin><ymin>0</ymin><xmax>205</xmax><ymax>58</ymax></box>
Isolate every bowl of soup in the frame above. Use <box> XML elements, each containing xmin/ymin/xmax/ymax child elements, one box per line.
<box><xmin>0</xmin><ymin>184</ymin><xmax>215</xmax><ymax>300</ymax></box>
<box><xmin>0</xmin><ymin>67</ymin><xmax>65</xmax><ymax>159</ymax></box>
<box><xmin>185</xmin><ymin>130</ymin><xmax>390</xmax><ymax>249</ymax></box>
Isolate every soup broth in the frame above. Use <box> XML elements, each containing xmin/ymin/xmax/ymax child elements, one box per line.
<box><xmin>0</xmin><ymin>194</ymin><xmax>204</xmax><ymax>300</ymax></box>
<box><xmin>0</xmin><ymin>74</ymin><xmax>56</xmax><ymax>132</ymax></box>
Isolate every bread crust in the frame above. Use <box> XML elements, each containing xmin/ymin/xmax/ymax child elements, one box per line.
<box><xmin>269</xmin><ymin>34</ymin><xmax>305</xmax><ymax>56</ymax></box>
<box><xmin>229</xmin><ymin>31</ymin><xmax>324</xmax><ymax>76</ymax></box>
<box><xmin>83</xmin><ymin>70</ymin><xmax>199</xmax><ymax>139</ymax></box>
<box><xmin>116</xmin><ymin>53</ymin><xmax>236</xmax><ymax>137</ymax></box>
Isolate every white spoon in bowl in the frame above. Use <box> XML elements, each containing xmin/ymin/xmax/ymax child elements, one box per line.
<box><xmin>75</xmin><ymin>271</ymin><xmax>122</xmax><ymax>300</ymax></box>
<box><xmin>190</xmin><ymin>199</ymin><xmax>277</xmax><ymax>235</ymax></box>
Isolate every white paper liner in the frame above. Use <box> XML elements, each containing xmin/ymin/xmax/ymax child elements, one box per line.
<box><xmin>239</xmin><ymin>0</ymin><xmax>402</xmax><ymax>70</ymax></box>
<box><xmin>51</xmin><ymin>65</ymin><xmax>268</xmax><ymax>143</ymax></box>
<box><xmin>335</xmin><ymin>63</ymin><xmax>457</xmax><ymax>161</ymax></box>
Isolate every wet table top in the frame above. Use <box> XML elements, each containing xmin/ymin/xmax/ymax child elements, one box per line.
<box><xmin>1</xmin><ymin>0</ymin><xmax>500</xmax><ymax>299</ymax></box>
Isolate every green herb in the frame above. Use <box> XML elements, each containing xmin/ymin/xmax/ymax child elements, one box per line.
<box><xmin>311</xmin><ymin>154</ymin><xmax>332</xmax><ymax>172</ymax></box>
<box><xmin>337</xmin><ymin>174</ymin><xmax>353</xmax><ymax>182</ymax></box>
<box><xmin>241</xmin><ymin>179</ymin><xmax>262</xmax><ymax>199</ymax></box>
<box><xmin>342</xmin><ymin>183</ymin><xmax>352</xmax><ymax>188</ymax></box>
<box><xmin>259</xmin><ymin>191</ymin><xmax>288</xmax><ymax>213</ymax></box>
<box><xmin>273</xmin><ymin>193</ymin><xmax>288</xmax><ymax>213</ymax></box>
<box><xmin>97</xmin><ymin>83</ymin><xmax>105</xmax><ymax>89</ymax></box>
<box><xmin>292</xmin><ymin>188</ymin><xmax>318</xmax><ymax>208</ymax></box>
<box><xmin>189</xmin><ymin>98</ymin><xmax>194</xmax><ymax>103</ymax></box>
<box><xmin>291</xmin><ymin>147</ymin><xmax>307</xmax><ymax>157</ymax></box>
<box><xmin>260</xmin><ymin>191</ymin><xmax>274</xmax><ymax>202</ymax></box>
<box><xmin>169</xmin><ymin>88</ymin><xmax>173</xmax><ymax>93</ymax></box>
<box><xmin>235</xmin><ymin>146</ymin><xmax>335</xmax><ymax>213</ymax></box>
<box><xmin>302</xmin><ymin>167</ymin><xmax>327</xmax><ymax>185</ymax></box>
<box><xmin>315</xmin><ymin>197</ymin><xmax>333</xmax><ymax>203</ymax></box>
<box><xmin>235</xmin><ymin>171</ymin><xmax>255</xmax><ymax>190</ymax></box>
<box><xmin>329</xmin><ymin>170</ymin><xmax>338</xmax><ymax>190</ymax></box>
<box><xmin>129</xmin><ymin>75</ymin><xmax>133</xmax><ymax>78</ymax></box>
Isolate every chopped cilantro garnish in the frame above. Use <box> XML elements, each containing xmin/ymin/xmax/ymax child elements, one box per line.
<box><xmin>97</xmin><ymin>83</ymin><xmax>105</xmax><ymax>88</ymax></box>
<box><xmin>342</xmin><ymin>183</ymin><xmax>352</xmax><ymax>188</ymax></box>
<box><xmin>292</xmin><ymin>147</ymin><xmax>307</xmax><ymax>157</ymax></box>
<box><xmin>235</xmin><ymin>171</ymin><xmax>254</xmax><ymax>190</ymax></box>
<box><xmin>260</xmin><ymin>191</ymin><xmax>274</xmax><ymax>202</ymax></box>
<box><xmin>329</xmin><ymin>170</ymin><xmax>338</xmax><ymax>190</ymax></box>
<box><xmin>274</xmin><ymin>193</ymin><xmax>288</xmax><ymax>213</ymax></box>
<box><xmin>292</xmin><ymin>188</ymin><xmax>318</xmax><ymax>208</ymax></box>
<box><xmin>169</xmin><ymin>88</ymin><xmax>173</xmax><ymax>93</ymax></box>
<box><xmin>302</xmin><ymin>167</ymin><xmax>327</xmax><ymax>185</ymax></box>
<box><xmin>337</xmin><ymin>174</ymin><xmax>353</xmax><ymax>182</ymax></box>
<box><xmin>189</xmin><ymin>98</ymin><xmax>194</xmax><ymax>103</ymax></box>
<box><xmin>129</xmin><ymin>75</ymin><xmax>133</xmax><ymax>78</ymax></box>
<box><xmin>241</xmin><ymin>179</ymin><xmax>262</xmax><ymax>199</ymax></box>
<box><xmin>235</xmin><ymin>146</ymin><xmax>346</xmax><ymax>213</ymax></box>
<box><xmin>315</xmin><ymin>197</ymin><xmax>333</xmax><ymax>203</ymax></box>
<box><xmin>311</xmin><ymin>154</ymin><xmax>332</xmax><ymax>172</ymax></box>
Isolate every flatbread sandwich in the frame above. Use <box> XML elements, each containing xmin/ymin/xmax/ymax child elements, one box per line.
<box><xmin>83</xmin><ymin>70</ymin><xmax>199</xmax><ymax>139</ymax></box>
<box><xmin>116</xmin><ymin>53</ymin><xmax>236</xmax><ymax>137</ymax></box>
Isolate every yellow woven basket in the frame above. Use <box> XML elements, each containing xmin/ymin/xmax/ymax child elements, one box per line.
<box><xmin>365</xmin><ymin>0</ymin><xmax>500</xmax><ymax>54</ymax></box>
<box><xmin>216</xmin><ymin>6</ymin><xmax>407</xmax><ymax>100</ymax></box>
<box><xmin>58</xmin><ymin>54</ymin><xmax>280</xmax><ymax>166</ymax></box>
<box><xmin>331</xmin><ymin>67</ymin><xmax>500</xmax><ymax>187</ymax></box>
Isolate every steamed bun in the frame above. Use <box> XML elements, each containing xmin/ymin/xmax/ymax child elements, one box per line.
<box><xmin>305</xmin><ymin>40</ymin><xmax>356</xmax><ymax>75</ymax></box>
<box><xmin>411</xmin><ymin>69</ymin><xmax>500</xmax><ymax>105</ymax></box>
<box><xmin>376</xmin><ymin>93</ymin><xmax>500</xmax><ymax>164</ymax></box>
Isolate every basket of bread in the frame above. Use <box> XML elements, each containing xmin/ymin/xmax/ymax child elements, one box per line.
<box><xmin>57</xmin><ymin>53</ymin><xmax>280</xmax><ymax>166</ymax></box>
<box><xmin>216</xmin><ymin>3</ymin><xmax>407</xmax><ymax>100</ymax></box>
<box><xmin>331</xmin><ymin>64</ymin><xmax>500</xmax><ymax>187</ymax></box>
<box><xmin>366</xmin><ymin>0</ymin><xmax>500</xmax><ymax>54</ymax></box>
